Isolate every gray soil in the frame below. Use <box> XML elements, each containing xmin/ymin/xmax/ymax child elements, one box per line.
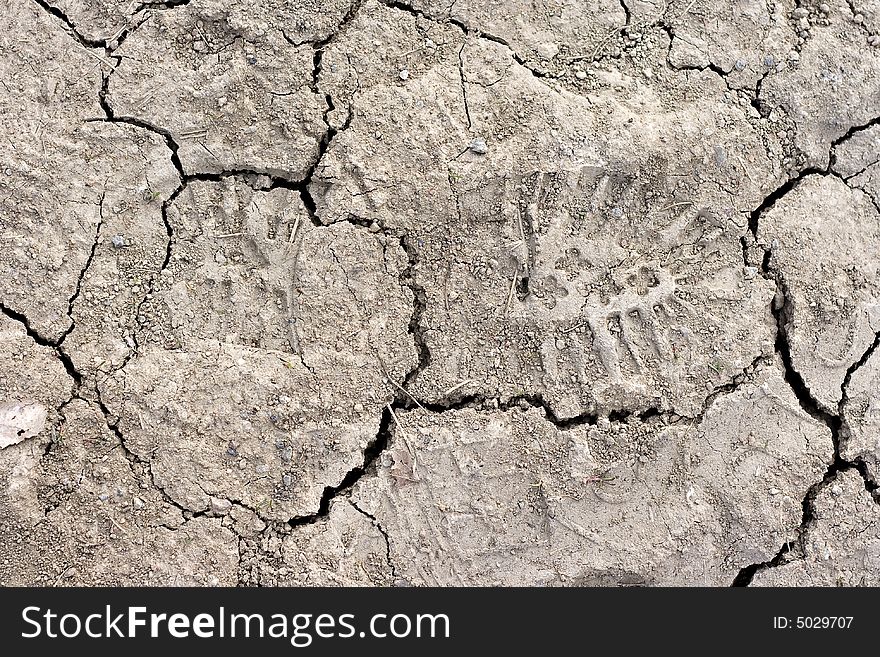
<box><xmin>0</xmin><ymin>0</ymin><xmax>879</xmax><ymax>586</ymax></box>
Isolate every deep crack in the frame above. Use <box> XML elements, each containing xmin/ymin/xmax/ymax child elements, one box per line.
<box><xmin>288</xmin><ymin>405</ymin><xmax>395</xmax><ymax>527</ymax></box>
<box><xmin>731</xmin><ymin>117</ymin><xmax>880</xmax><ymax>585</ymax></box>
<box><xmin>0</xmin><ymin>303</ymin><xmax>82</xmax><ymax>386</ymax></box>
<box><xmin>32</xmin><ymin>0</ymin><xmax>104</xmax><ymax>48</ymax></box>
<box><xmin>286</xmin><ymin>229</ymin><xmax>431</xmax><ymax>528</ymax></box>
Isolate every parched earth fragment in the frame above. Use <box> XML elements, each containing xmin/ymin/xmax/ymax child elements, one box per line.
<box><xmin>280</xmin><ymin>499</ymin><xmax>393</xmax><ymax>585</ymax></box>
<box><xmin>385</xmin><ymin>0</ymin><xmax>626</xmax><ymax>66</ymax></box>
<box><xmin>99</xmin><ymin>185</ymin><xmax>416</xmax><ymax>520</ymax></box>
<box><xmin>41</xmin><ymin>0</ymin><xmax>140</xmax><ymax>44</ymax></box>
<box><xmin>759</xmin><ymin>8</ymin><xmax>880</xmax><ymax>169</ymax></box>
<box><xmin>315</xmin><ymin>1</ymin><xmax>778</xmax><ymax>418</ymax></box>
<box><xmin>43</xmin><ymin>0</ymin><xmax>359</xmax><ymax>46</ymax></box>
<box><xmin>841</xmin><ymin>346</ymin><xmax>880</xmax><ymax>478</ymax></box>
<box><xmin>107</xmin><ymin>0</ymin><xmax>333</xmax><ymax>177</ymax></box>
<box><xmin>752</xmin><ymin>469</ymin><xmax>880</xmax><ymax>586</ymax></box>
<box><xmin>758</xmin><ymin>174</ymin><xmax>880</xmax><ymax>412</ymax></box>
<box><xmin>59</xmin><ymin>124</ymin><xmax>180</xmax><ymax>373</ymax></box>
<box><xmin>6</xmin><ymin>0</ymin><xmax>880</xmax><ymax>590</ymax></box>
<box><xmin>0</xmin><ymin>314</ymin><xmax>73</xmax><ymax>450</ymax></box>
<box><xmin>642</xmin><ymin>0</ymin><xmax>797</xmax><ymax>91</ymax></box>
<box><xmin>0</xmin><ymin>399</ymin><xmax>239</xmax><ymax>585</ymax></box>
<box><xmin>351</xmin><ymin>360</ymin><xmax>832</xmax><ymax>586</ymax></box>
<box><xmin>235</xmin><ymin>498</ymin><xmax>393</xmax><ymax>586</ymax></box>
<box><xmin>833</xmin><ymin>122</ymin><xmax>880</xmax><ymax>208</ymax></box>
<box><xmin>0</xmin><ymin>0</ymin><xmax>123</xmax><ymax>340</ymax></box>
<box><xmin>0</xmin><ymin>402</ymin><xmax>48</xmax><ymax>450</ymax></box>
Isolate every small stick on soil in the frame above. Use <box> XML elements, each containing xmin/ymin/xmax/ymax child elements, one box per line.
<box><xmin>587</xmin><ymin>25</ymin><xmax>624</xmax><ymax>62</ymax></box>
<box><xmin>386</xmin><ymin>374</ymin><xmax>425</xmax><ymax>410</ymax></box>
<box><xmin>387</xmin><ymin>404</ymin><xmax>417</xmax><ymax>469</ymax></box>
<box><xmin>656</xmin><ymin>201</ymin><xmax>693</xmax><ymax>213</ymax></box>
<box><xmin>505</xmin><ymin>265</ymin><xmax>519</xmax><ymax>314</ymax></box>
<box><xmin>679</xmin><ymin>0</ymin><xmax>701</xmax><ymax>17</ymax></box>
<box><xmin>285</xmin><ymin>213</ymin><xmax>301</xmax><ymax>255</ymax></box>
<box><xmin>387</xmin><ymin>404</ymin><xmax>406</xmax><ymax>436</ymax></box>
<box><xmin>105</xmin><ymin>513</ymin><xmax>128</xmax><ymax>535</ymax></box>
<box><xmin>179</xmin><ymin>128</ymin><xmax>209</xmax><ymax>139</ymax></box>
<box><xmin>78</xmin><ymin>45</ymin><xmax>117</xmax><ymax>71</ymax></box>
<box><xmin>442</xmin><ymin>379</ymin><xmax>476</xmax><ymax>396</ymax></box>
<box><xmin>560</xmin><ymin>322</ymin><xmax>588</xmax><ymax>334</ymax></box>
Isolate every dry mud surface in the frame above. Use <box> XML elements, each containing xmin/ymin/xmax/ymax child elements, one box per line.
<box><xmin>1</xmin><ymin>0</ymin><xmax>879</xmax><ymax>587</ymax></box>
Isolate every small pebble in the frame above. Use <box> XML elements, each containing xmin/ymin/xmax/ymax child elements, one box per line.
<box><xmin>819</xmin><ymin>3</ymin><xmax>830</xmax><ymax>14</ymax></box>
<box><xmin>398</xmin><ymin>68</ymin><xmax>409</xmax><ymax>80</ymax></box>
<box><xmin>111</xmin><ymin>234</ymin><xmax>125</xmax><ymax>248</ymax></box>
<box><xmin>210</xmin><ymin>497</ymin><xmax>232</xmax><ymax>515</ymax></box>
<box><xmin>468</xmin><ymin>137</ymin><xmax>488</xmax><ymax>154</ymax></box>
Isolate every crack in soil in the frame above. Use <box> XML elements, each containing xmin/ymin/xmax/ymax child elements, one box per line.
<box><xmin>295</xmin><ymin>0</ymin><xmax>363</xmax><ymax>225</ymax></box>
<box><xmin>285</xmin><ymin>231</ymin><xmax>430</xmax><ymax>528</ymax></box>
<box><xmin>0</xmin><ymin>299</ymin><xmax>204</xmax><ymax>522</ymax></box>
<box><xmin>350</xmin><ymin>498</ymin><xmax>398</xmax><ymax>579</ymax></box>
<box><xmin>33</xmin><ymin>0</ymin><xmax>105</xmax><ymax>48</ymax></box>
<box><xmin>34</xmin><ymin>0</ymin><xmax>152</xmax><ymax>53</ymax></box>
<box><xmin>23</xmin><ymin>0</ymin><xmax>880</xmax><ymax>586</ymax></box>
<box><xmin>57</xmin><ymin>192</ymin><xmax>106</xmax><ymax>346</ymax></box>
<box><xmin>732</xmin><ymin>116</ymin><xmax>880</xmax><ymax>585</ymax></box>
<box><xmin>457</xmin><ymin>41</ymin><xmax>473</xmax><ymax>130</ymax></box>
<box><xmin>379</xmin><ymin>0</ymin><xmax>548</xmax><ymax>79</ymax></box>
<box><xmin>0</xmin><ymin>303</ymin><xmax>82</xmax><ymax>387</ymax></box>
